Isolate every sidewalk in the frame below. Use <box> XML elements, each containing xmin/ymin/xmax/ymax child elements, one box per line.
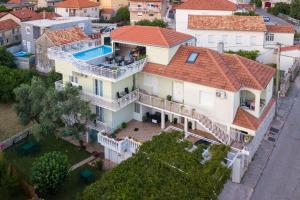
<box><xmin>219</xmin><ymin>77</ymin><xmax>300</xmax><ymax>200</ymax></box>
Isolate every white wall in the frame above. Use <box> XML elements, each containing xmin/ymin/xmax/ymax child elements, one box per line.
<box><xmin>280</xmin><ymin>49</ymin><xmax>300</xmax><ymax>73</ymax></box>
<box><xmin>175</xmin><ymin>9</ymin><xmax>234</xmax><ymax>33</ymax></box>
<box><xmin>55</xmin><ymin>7</ymin><xmax>99</xmax><ymax>18</ymax></box>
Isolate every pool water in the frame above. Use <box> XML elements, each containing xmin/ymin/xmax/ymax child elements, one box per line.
<box><xmin>73</xmin><ymin>46</ymin><xmax>112</xmax><ymax>61</ymax></box>
<box><xmin>14</xmin><ymin>51</ymin><xmax>29</xmax><ymax>57</ymax></box>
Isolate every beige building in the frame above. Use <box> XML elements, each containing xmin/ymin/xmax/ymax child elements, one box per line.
<box><xmin>129</xmin><ymin>0</ymin><xmax>167</xmax><ymax>23</ymax></box>
<box><xmin>0</xmin><ymin>19</ymin><xmax>21</xmax><ymax>47</ymax></box>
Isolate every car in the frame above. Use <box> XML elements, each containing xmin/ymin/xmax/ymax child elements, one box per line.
<box><xmin>263</xmin><ymin>16</ymin><xmax>271</xmax><ymax>22</ymax></box>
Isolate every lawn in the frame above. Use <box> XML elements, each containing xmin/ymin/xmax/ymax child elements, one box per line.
<box><xmin>4</xmin><ymin>134</ymin><xmax>103</xmax><ymax>200</ymax></box>
<box><xmin>0</xmin><ymin>103</ymin><xmax>31</xmax><ymax>142</ymax></box>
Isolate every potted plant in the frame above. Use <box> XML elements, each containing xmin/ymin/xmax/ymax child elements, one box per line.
<box><xmin>173</xmin><ymin>118</ymin><xmax>178</xmax><ymax>124</ymax></box>
<box><xmin>244</xmin><ymin>135</ymin><xmax>253</xmax><ymax>143</ymax></box>
<box><xmin>166</xmin><ymin>95</ymin><xmax>172</xmax><ymax>101</ymax></box>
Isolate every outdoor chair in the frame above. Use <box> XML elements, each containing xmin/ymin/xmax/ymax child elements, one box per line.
<box><xmin>125</xmin><ymin>87</ymin><xmax>129</xmax><ymax>94</ymax></box>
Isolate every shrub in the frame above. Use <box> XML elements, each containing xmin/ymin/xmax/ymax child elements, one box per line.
<box><xmin>135</xmin><ymin>19</ymin><xmax>167</xmax><ymax>28</ymax></box>
<box><xmin>290</xmin><ymin>0</ymin><xmax>300</xmax><ymax>20</ymax></box>
<box><xmin>267</xmin><ymin>2</ymin><xmax>290</xmax><ymax>16</ymax></box>
<box><xmin>251</xmin><ymin>0</ymin><xmax>262</xmax><ymax>7</ymax></box>
<box><xmin>121</xmin><ymin>122</ymin><xmax>127</xmax><ymax>129</ymax></box>
<box><xmin>31</xmin><ymin>152</ymin><xmax>68</xmax><ymax>196</ymax></box>
<box><xmin>226</xmin><ymin>50</ymin><xmax>259</xmax><ymax>60</ymax></box>
<box><xmin>0</xmin><ymin>47</ymin><xmax>16</xmax><ymax>68</ymax></box>
<box><xmin>234</xmin><ymin>11</ymin><xmax>258</xmax><ymax>16</ymax></box>
<box><xmin>95</xmin><ymin>160</ymin><xmax>103</xmax><ymax>171</ymax></box>
<box><xmin>110</xmin><ymin>7</ymin><xmax>129</xmax><ymax>22</ymax></box>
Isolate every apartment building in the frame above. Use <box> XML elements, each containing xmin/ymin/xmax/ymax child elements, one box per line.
<box><xmin>55</xmin><ymin>0</ymin><xmax>100</xmax><ymax>18</ymax></box>
<box><xmin>0</xmin><ymin>19</ymin><xmax>21</xmax><ymax>47</ymax></box>
<box><xmin>129</xmin><ymin>0</ymin><xmax>167</xmax><ymax>23</ymax></box>
<box><xmin>176</xmin><ymin>15</ymin><xmax>295</xmax><ymax>64</ymax></box>
<box><xmin>21</xmin><ymin>16</ymin><xmax>92</xmax><ymax>53</ymax></box>
<box><xmin>2</xmin><ymin>0</ymin><xmax>35</xmax><ymax>11</ymax></box>
<box><xmin>37</xmin><ymin>0</ymin><xmax>63</xmax><ymax>8</ymax></box>
<box><xmin>35</xmin><ymin>26</ymin><xmax>90</xmax><ymax>73</ymax></box>
<box><xmin>49</xmin><ymin>26</ymin><xmax>276</xmax><ymax>183</ymax></box>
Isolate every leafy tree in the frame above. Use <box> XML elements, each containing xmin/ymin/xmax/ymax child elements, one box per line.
<box><xmin>81</xmin><ymin>132</ymin><xmax>231</xmax><ymax>200</ymax></box>
<box><xmin>226</xmin><ymin>50</ymin><xmax>260</xmax><ymax>60</ymax></box>
<box><xmin>36</xmin><ymin>7</ymin><xmax>54</xmax><ymax>13</ymax></box>
<box><xmin>250</xmin><ymin>0</ymin><xmax>262</xmax><ymax>8</ymax></box>
<box><xmin>267</xmin><ymin>2</ymin><xmax>290</xmax><ymax>16</ymax></box>
<box><xmin>31</xmin><ymin>151</ymin><xmax>68</xmax><ymax>196</ymax></box>
<box><xmin>110</xmin><ymin>7</ymin><xmax>129</xmax><ymax>22</ymax></box>
<box><xmin>42</xmin><ymin>70</ymin><xmax>63</xmax><ymax>88</ymax></box>
<box><xmin>135</xmin><ymin>19</ymin><xmax>168</xmax><ymax>27</ymax></box>
<box><xmin>234</xmin><ymin>11</ymin><xmax>258</xmax><ymax>16</ymax></box>
<box><xmin>0</xmin><ymin>5</ymin><xmax>11</xmax><ymax>12</ymax></box>
<box><xmin>0</xmin><ymin>47</ymin><xmax>16</xmax><ymax>68</ymax></box>
<box><xmin>290</xmin><ymin>0</ymin><xmax>300</xmax><ymax>20</ymax></box>
<box><xmin>0</xmin><ymin>66</ymin><xmax>38</xmax><ymax>102</ymax></box>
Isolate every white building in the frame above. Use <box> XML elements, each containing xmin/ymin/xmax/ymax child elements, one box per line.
<box><xmin>49</xmin><ymin>25</ymin><xmax>276</xmax><ymax>183</ymax></box>
<box><xmin>279</xmin><ymin>44</ymin><xmax>300</xmax><ymax>74</ymax></box>
<box><xmin>55</xmin><ymin>0</ymin><xmax>100</xmax><ymax>18</ymax></box>
<box><xmin>176</xmin><ymin>14</ymin><xmax>295</xmax><ymax>64</ymax></box>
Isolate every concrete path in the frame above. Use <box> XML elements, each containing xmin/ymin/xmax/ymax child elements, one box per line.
<box><xmin>69</xmin><ymin>156</ymin><xmax>95</xmax><ymax>171</ymax></box>
<box><xmin>219</xmin><ymin>76</ymin><xmax>300</xmax><ymax>200</ymax></box>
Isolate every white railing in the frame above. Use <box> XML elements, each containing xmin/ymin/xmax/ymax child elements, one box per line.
<box><xmin>55</xmin><ymin>80</ymin><xmax>139</xmax><ymax>112</ymax></box>
<box><xmin>87</xmin><ymin>120</ymin><xmax>111</xmax><ymax>133</ymax></box>
<box><xmin>129</xmin><ymin>6</ymin><xmax>161</xmax><ymax>12</ymax></box>
<box><xmin>138</xmin><ymin>92</ymin><xmax>230</xmax><ymax>144</ymax></box>
<box><xmin>98</xmin><ymin>133</ymin><xmax>141</xmax><ymax>154</ymax></box>
<box><xmin>48</xmin><ymin>42</ymin><xmax>147</xmax><ymax>82</ymax></box>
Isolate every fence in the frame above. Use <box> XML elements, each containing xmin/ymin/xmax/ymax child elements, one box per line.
<box><xmin>0</xmin><ymin>128</ymin><xmax>32</xmax><ymax>150</ymax></box>
<box><xmin>280</xmin><ymin>60</ymin><xmax>300</xmax><ymax>96</ymax></box>
<box><xmin>278</xmin><ymin>13</ymin><xmax>300</xmax><ymax>25</ymax></box>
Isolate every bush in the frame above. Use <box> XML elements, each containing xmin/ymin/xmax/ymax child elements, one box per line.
<box><xmin>31</xmin><ymin>152</ymin><xmax>68</xmax><ymax>196</ymax></box>
<box><xmin>110</xmin><ymin>7</ymin><xmax>129</xmax><ymax>22</ymax></box>
<box><xmin>290</xmin><ymin>0</ymin><xmax>300</xmax><ymax>20</ymax></box>
<box><xmin>267</xmin><ymin>2</ymin><xmax>290</xmax><ymax>16</ymax></box>
<box><xmin>226</xmin><ymin>50</ymin><xmax>260</xmax><ymax>60</ymax></box>
<box><xmin>121</xmin><ymin>122</ymin><xmax>127</xmax><ymax>129</ymax></box>
<box><xmin>135</xmin><ymin>19</ymin><xmax>168</xmax><ymax>28</ymax></box>
<box><xmin>234</xmin><ymin>11</ymin><xmax>258</xmax><ymax>16</ymax></box>
<box><xmin>250</xmin><ymin>0</ymin><xmax>262</xmax><ymax>7</ymax></box>
<box><xmin>95</xmin><ymin>160</ymin><xmax>103</xmax><ymax>171</ymax></box>
<box><xmin>0</xmin><ymin>47</ymin><xmax>16</xmax><ymax>68</ymax></box>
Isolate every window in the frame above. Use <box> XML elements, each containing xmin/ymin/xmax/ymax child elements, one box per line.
<box><xmin>25</xmin><ymin>26</ymin><xmax>31</xmax><ymax>34</ymax></box>
<box><xmin>15</xmin><ymin>35</ymin><xmax>19</xmax><ymax>40</ymax></box>
<box><xmin>134</xmin><ymin>103</ymin><xmax>140</xmax><ymax>113</ymax></box>
<box><xmin>149</xmin><ymin>13</ymin><xmax>154</xmax><ymax>17</ymax></box>
<box><xmin>66</xmin><ymin>8</ymin><xmax>68</xmax><ymax>12</ymax></box>
<box><xmin>22</xmin><ymin>40</ymin><xmax>26</xmax><ymax>45</ymax></box>
<box><xmin>186</xmin><ymin>52</ymin><xmax>199</xmax><ymax>64</ymax></box>
<box><xmin>236</xmin><ymin>36</ymin><xmax>242</xmax><ymax>44</ymax></box>
<box><xmin>137</xmin><ymin>12</ymin><xmax>143</xmax><ymax>16</ymax></box>
<box><xmin>208</xmin><ymin>35</ymin><xmax>215</xmax><ymax>44</ymax></box>
<box><xmin>266</xmin><ymin>33</ymin><xmax>274</xmax><ymax>41</ymax></box>
<box><xmin>12</xmin><ymin>29</ymin><xmax>15</xmax><ymax>34</ymax></box>
<box><xmin>250</xmin><ymin>36</ymin><xmax>256</xmax><ymax>45</ymax></box>
<box><xmin>222</xmin><ymin>35</ymin><xmax>228</xmax><ymax>44</ymax></box>
<box><xmin>69</xmin><ymin>75</ymin><xmax>78</xmax><ymax>84</ymax></box>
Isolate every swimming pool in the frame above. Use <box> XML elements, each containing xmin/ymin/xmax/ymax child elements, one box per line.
<box><xmin>14</xmin><ymin>51</ymin><xmax>30</xmax><ymax>57</ymax></box>
<box><xmin>73</xmin><ymin>45</ymin><xmax>112</xmax><ymax>61</ymax></box>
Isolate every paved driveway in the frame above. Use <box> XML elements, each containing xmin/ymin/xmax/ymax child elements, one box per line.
<box><xmin>251</xmin><ymin>80</ymin><xmax>300</xmax><ymax>200</ymax></box>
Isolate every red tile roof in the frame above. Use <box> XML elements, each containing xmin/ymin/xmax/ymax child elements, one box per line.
<box><xmin>143</xmin><ymin>45</ymin><xmax>275</xmax><ymax>91</ymax></box>
<box><xmin>233</xmin><ymin>98</ymin><xmax>276</xmax><ymax>130</ymax></box>
<box><xmin>130</xmin><ymin>0</ymin><xmax>162</xmax><ymax>2</ymax></box>
<box><xmin>111</xmin><ymin>25</ymin><xmax>194</xmax><ymax>47</ymax></box>
<box><xmin>280</xmin><ymin>44</ymin><xmax>300</xmax><ymax>52</ymax></box>
<box><xmin>266</xmin><ymin>24</ymin><xmax>295</xmax><ymax>33</ymax></box>
<box><xmin>175</xmin><ymin>0</ymin><xmax>237</xmax><ymax>11</ymax></box>
<box><xmin>55</xmin><ymin>0</ymin><xmax>100</xmax><ymax>8</ymax></box>
<box><xmin>0</xmin><ymin>19</ymin><xmax>20</xmax><ymax>31</ymax></box>
<box><xmin>101</xmin><ymin>8</ymin><xmax>114</xmax><ymax>14</ymax></box>
<box><xmin>45</xmin><ymin>27</ymin><xmax>90</xmax><ymax>46</ymax></box>
<box><xmin>10</xmin><ymin>8</ymin><xmax>42</xmax><ymax>21</ymax></box>
<box><xmin>37</xmin><ymin>12</ymin><xmax>61</xmax><ymax>20</ymax></box>
<box><xmin>0</xmin><ymin>12</ymin><xmax>7</xmax><ymax>18</ymax></box>
<box><xmin>188</xmin><ymin>15</ymin><xmax>267</xmax><ymax>32</ymax></box>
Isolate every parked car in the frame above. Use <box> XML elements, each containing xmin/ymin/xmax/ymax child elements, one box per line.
<box><xmin>263</xmin><ymin>16</ymin><xmax>270</xmax><ymax>22</ymax></box>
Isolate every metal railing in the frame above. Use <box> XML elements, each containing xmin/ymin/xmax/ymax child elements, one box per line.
<box><xmin>48</xmin><ymin>41</ymin><xmax>147</xmax><ymax>82</ymax></box>
<box><xmin>138</xmin><ymin>92</ymin><xmax>230</xmax><ymax>144</ymax></box>
<box><xmin>129</xmin><ymin>6</ymin><xmax>161</xmax><ymax>12</ymax></box>
<box><xmin>55</xmin><ymin>80</ymin><xmax>139</xmax><ymax>112</ymax></box>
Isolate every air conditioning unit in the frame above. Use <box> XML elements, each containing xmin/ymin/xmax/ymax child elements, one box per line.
<box><xmin>216</xmin><ymin>90</ymin><xmax>226</xmax><ymax>99</ymax></box>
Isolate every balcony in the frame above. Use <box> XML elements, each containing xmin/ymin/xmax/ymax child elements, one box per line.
<box><xmin>55</xmin><ymin>80</ymin><xmax>139</xmax><ymax>112</ymax></box>
<box><xmin>129</xmin><ymin>6</ymin><xmax>161</xmax><ymax>12</ymax></box>
<box><xmin>48</xmin><ymin>41</ymin><xmax>148</xmax><ymax>82</ymax></box>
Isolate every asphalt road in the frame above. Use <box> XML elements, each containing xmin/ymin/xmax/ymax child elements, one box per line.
<box><xmin>251</xmin><ymin>78</ymin><xmax>300</xmax><ymax>200</ymax></box>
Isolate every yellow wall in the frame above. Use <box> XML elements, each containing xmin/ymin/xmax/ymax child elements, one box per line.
<box><xmin>100</xmin><ymin>0</ymin><xmax>128</xmax><ymax>10</ymax></box>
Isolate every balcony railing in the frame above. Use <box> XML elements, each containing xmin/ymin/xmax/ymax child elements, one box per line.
<box><xmin>55</xmin><ymin>80</ymin><xmax>139</xmax><ymax>112</ymax></box>
<box><xmin>48</xmin><ymin>41</ymin><xmax>148</xmax><ymax>82</ymax></box>
<box><xmin>138</xmin><ymin>91</ymin><xmax>230</xmax><ymax>144</ymax></box>
<box><xmin>129</xmin><ymin>6</ymin><xmax>161</xmax><ymax>12</ymax></box>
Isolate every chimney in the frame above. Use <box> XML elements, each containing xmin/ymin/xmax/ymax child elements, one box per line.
<box><xmin>217</xmin><ymin>42</ymin><xmax>224</xmax><ymax>54</ymax></box>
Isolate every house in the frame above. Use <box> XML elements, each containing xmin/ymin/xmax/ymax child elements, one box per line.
<box><xmin>176</xmin><ymin>15</ymin><xmax>295</xmax><ymax>64</ymax></box>
<box><xmin>91</xmin><ymin>0</ymin><xmax>128</xmax><ymax>14</ymax></box>
<box><xmin>2</xmin><ymin>0</ymin><xmax>35</xmax><ymax>11</ymax></box>
<box><xmin>101</xmin><ymin>8</ymin><xmax>115</xmax><ymax>20</ymax></box>
<box><xmin>175</xmin><ymin>0</ymin><xmax>237</xmax><ymax>32</ymax></box>
<box><xmin>128</xmin><ymin>0</ymin><xmax>167</xmax><ymax>23</ymax></box>
<box><xmin>35</xmin><ymin>26</ymin><xmax>90</xmax><ymax>73</ymax></box>
<box><xmin>0</xmin><ymin>8</ymin><xmax>61</xmax><ymax>24</ymax></box>
<box><xmin>54</xmin><ymin>0</ymin><xmax>100</xmax><ymax>18</ymax></box>
<box><xmin>0</xmin><ymin>19</ymin><xmax>21</xmax><ymax>47</ymax></box>
<box><xmin>49</xmin><ymin>25</ymin><xmax>276</xmax><ymax>183</ymax></box>
<box><xmin>262</xmin><ymin>0</ymin><xmax>292</xmax><ymax>8</ymax></box>
<box><xmin>279</xmin><ymin>44</ymin><xmax>300</xmax><ymax>75</ymax></box>
<box><xmin>37</xmin><ymin>0</ymin><xmax>63</xmax><ymax>8</ymax></box>
<box><xmin>21</xmin><ymin>16</ymin><xmax>92</xmax><ymax>53</ymax></box>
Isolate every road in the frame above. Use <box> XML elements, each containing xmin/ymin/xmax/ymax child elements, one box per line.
<box><xmin>255</xmin><ymin>8</ymin><xmax>289</xmax><ymax>25</ymax></box>
<box><xmin>251</xmin><ymin>78</ymin><xmax>300</xmax><ymax>200</ymax></box>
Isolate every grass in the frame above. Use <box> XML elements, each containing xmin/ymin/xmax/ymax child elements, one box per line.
<box><xmin>0</xmin><ymin>103</ymin><xmax>31</xmax><ymax>142</ymax></box>
<box><xmin>4</xmin><ymin>134</ymin><xmax>103</xmax><ymax>200</ymax></box>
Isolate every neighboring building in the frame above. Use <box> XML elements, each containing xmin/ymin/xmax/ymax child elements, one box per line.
<box><xmin>101</xmin><ymin>8</ymin><xmax>115</xmax><ymax>20</ymax></box>
<box><xmin>35</xmin><ymin>26</ymin><xmax>90</xmax><ymax>73</ymax></box>
<box><xmin>262</xmin><ymin>0</ymin><xmax>292</xmax><ymax>8</ymax></box>
<box><xmin>93</xmin><ymin>0</ymin><xmax>128</xmax><ymax>13</ymax></box>
<box><xmin>175</xmin><ymin>0</ymin><xmax>237</xmax><ymax>32</ymax></box>
<box><xmin>2</xmin><ymin>0</ymin><xmax>35</xmax><ymax>11</ymax></box>
<box><xmin>176</xmin><ymin>15</ymin><xmax>295</xmax><ymax>64</ymax></box>
<box><xmin>0</xmin><ymin>19</ymin><xmax>21</xmax><ymax>47</ymax></box>
<box><xmin>55</xmin><ymin>0</ymin><xmax>100</xmax><ymax>18</ymax></box>
<box><xmin>49</xmin><ymin>25</ymin><xmax>276</xmax><ymax>183</ymax></box>
<box><xmin>37</xmin><ymin>0</ymin><xmax>63</xmax><ymax>8</ymax></box>
<box><xmin>0</xmin><ymin>8</ymin><xmax>61</xmax><ymax>24</ymax></box>
<box><xmin>21</xmin><ymin>16</ymin><xmax>92</xmax><ymax>53</ymax></box>
<box><xmin>128</xmin><ymin>0</ymin><xmax>167</xmax><ymax>23</ymax></box>
<box><xmin>279</xmin><ymin>44</ymin><xmax>300</xmax><ymax>75</ymax></box>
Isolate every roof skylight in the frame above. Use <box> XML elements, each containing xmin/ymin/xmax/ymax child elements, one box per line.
<box><xmin>186</xmin><ymin>52</ymin><xmax>199</xmax><ymax>64</ymax></box>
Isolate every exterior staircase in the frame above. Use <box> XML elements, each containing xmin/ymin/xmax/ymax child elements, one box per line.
<box><xmin>138</xmin><ymin>91</ymin><xmax>230</xmax><ymax>145</ymax></box>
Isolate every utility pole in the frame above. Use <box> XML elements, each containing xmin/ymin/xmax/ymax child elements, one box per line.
<box><xmin>276</xmin><ymin>43</ymin><xmax>281</xmax><ymax>94</ymax></box>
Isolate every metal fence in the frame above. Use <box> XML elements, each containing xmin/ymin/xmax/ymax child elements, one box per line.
<box><xmin>0</xmin><ymin>128</ymin><xmax>32</xmax><ymax>150</ymax></box>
